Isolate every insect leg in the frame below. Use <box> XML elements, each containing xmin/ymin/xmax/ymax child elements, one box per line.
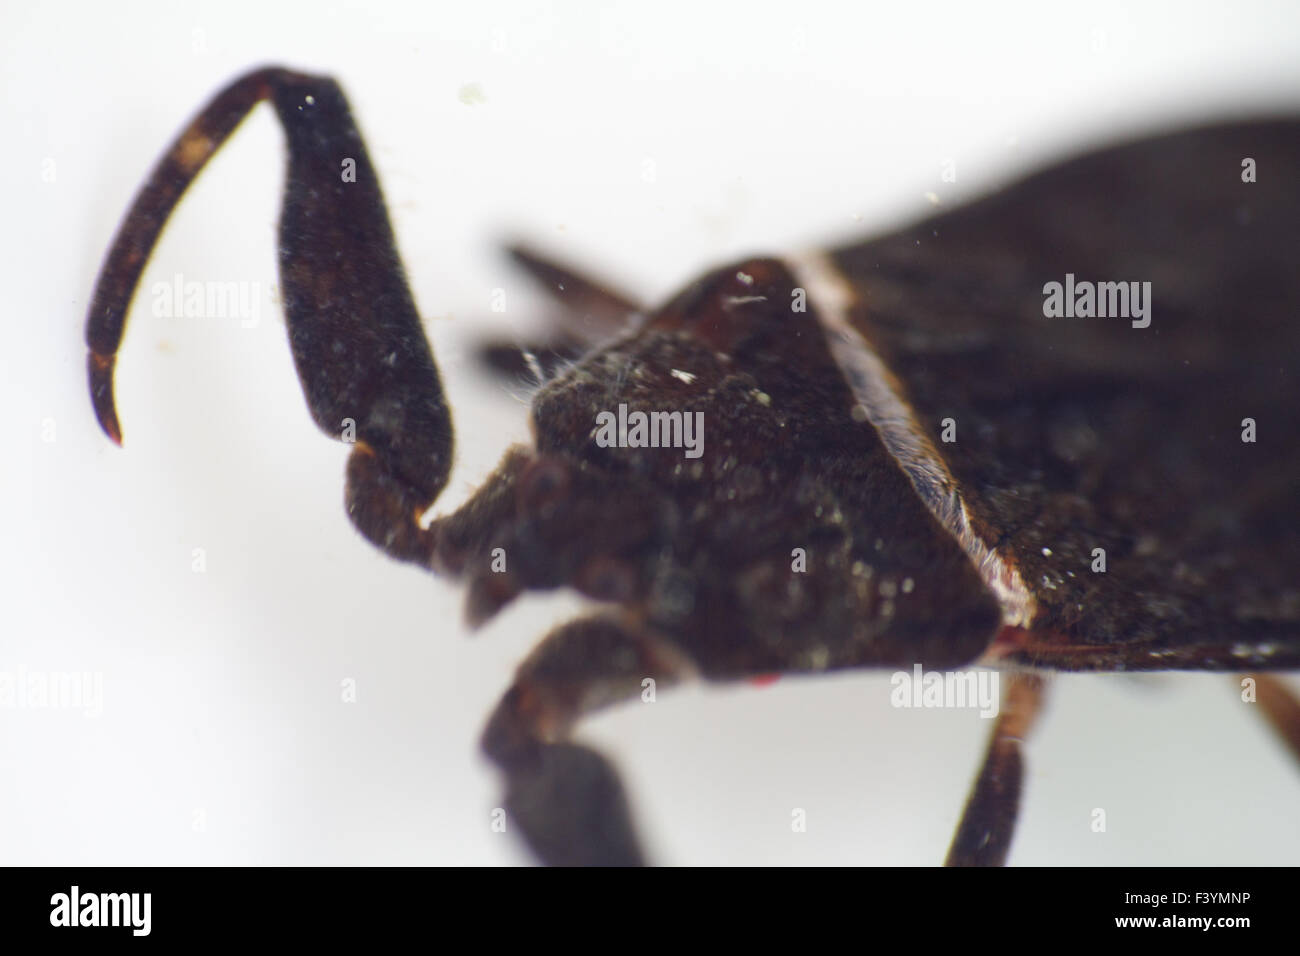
<box><xmin>476</xmin><ymin>338</ymin><xmax>588</xmax><ymax>383</ymax></box>
<box><xmin>505</xmin><ymin>243</ymin><xmax>640</xmax><ymax>324</ymax></box>
<box><xmin>85</xmin><ymin>67</ymin><xmax>450</xmax><ymax>565</ymax></box>
<box><xmin>475</xmin><ymin>243</ymin><xmax>642</xmax><ymax>380</ymax></box>
<box><xmin>944</xmin><ymin>672</ymin><xmax>1047</xmax><ymax>866</ymax></box>
<box><xmin>1248</xmin><ymin>674</ymin><xmax>1300</xmax><ymax>767</ymax></box>
<box><xmin>481</xmin><ymin>614</ymin><xmax>696</xmax><ymax>866</ymax></box>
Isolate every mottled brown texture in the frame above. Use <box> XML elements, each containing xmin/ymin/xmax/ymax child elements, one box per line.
<box><xmin>85</xmin><ymin>66</ymin><xmax>1299</xmax><ymax>866</ymax></box>
<box><xmin>474</xmin><ymin>258</ymin><xmax>1003</xmax><ymax>675</ymax></box>
<box><xmin>833</xmin><ymin>120</ymin><xmax>1300</xmax><ymax>672</ymax></box>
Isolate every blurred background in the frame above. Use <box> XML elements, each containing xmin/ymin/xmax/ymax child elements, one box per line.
<box><xmin>3</xmin><ymin>0</ymin><xmax>1299</xmax><ymax>865</ymax></box>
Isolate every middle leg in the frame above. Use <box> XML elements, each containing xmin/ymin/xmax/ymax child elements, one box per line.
<box><xmin>945</xmin><ymin>672</ymin><xmax>1048</xmax><ymax>866</ymax></box>
<box><xmin>481</xmin><ymin>614</ymin><xmax>697</xmax><ymax>866</ymax></box>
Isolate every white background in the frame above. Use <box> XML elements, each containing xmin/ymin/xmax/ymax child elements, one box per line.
<box><xmin>4</xmin><ymin>0</ymin><xmax>1300</xmax><ymax>866</ymax></box>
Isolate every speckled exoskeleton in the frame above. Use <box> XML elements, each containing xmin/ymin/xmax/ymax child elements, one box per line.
<box><xmin>86</xmin><ymin>67</ymin><xmax>1300</xmax><ymax>865</ymax></box>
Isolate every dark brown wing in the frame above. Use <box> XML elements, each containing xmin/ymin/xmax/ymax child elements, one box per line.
<box><xmin>831</xmin><ymin>119</ymin><xmax>1300</xmax><ymax>671</ymax></box>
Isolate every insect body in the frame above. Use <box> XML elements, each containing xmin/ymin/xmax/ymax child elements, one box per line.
<box><xmin>86</xmin><ymin>67</ymin><xmax>1300</xmax><ymax>865</ymax></box>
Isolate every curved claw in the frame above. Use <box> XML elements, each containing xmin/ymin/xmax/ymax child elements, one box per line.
<box><xmin>88</xmin><ymin>352</ymin><xmax>121</xmax><ymax>445</ymax></box>
<box><xmin>84</xmin><ymin>66</ymin><xmax>453</xmax><ymax>567</ymax></box>
<box><xmin>84</xmin><ymin>67</ymin><xmax>290</xmax><ymax>446</ymax></box>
